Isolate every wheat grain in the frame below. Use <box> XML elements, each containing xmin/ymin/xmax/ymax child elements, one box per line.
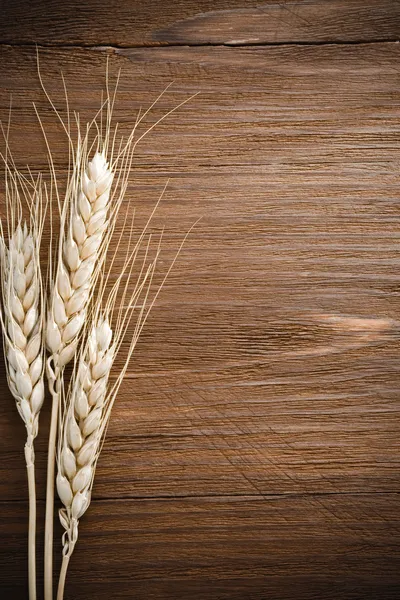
<box><xmin>1</xmin><ymin>222</ymin><xmax>44</xmax><ymax>441</ymax></box>
<box><xmin>0</xmin><ymin>171</ymin><xmax>46</xmax><ymax>600</ymax></box>
<box><xmin>46</xmin><ymin>150</ymin><xmax>114</xmax><ymax>367</ymax></box>
<box><xmin>57</xmin><ymin>317</ymin><xmax>113</xmax><ymax>551</ymax></box>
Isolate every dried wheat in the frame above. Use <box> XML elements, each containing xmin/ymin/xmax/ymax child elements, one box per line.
<box><xmin>1</xmin><ymin>221</ymin><xmax>45</xmax><ymax>445</ymax></box>
<box><xmin>54</xmin><ymin>196</ymin><xmax>196</xmax><ymax>599</ymax></box>
<box><xmin>54</xmin><ymin>213</ymin><xmax>164</xmax><ymax>600</ymax></box>
<box><xmin>36</xmin><ymin>63</ymin><xmax>199</xmax><ymax>598</ymax></box>
<box><xmin>57</xmin><ymin>317</ymin><xmax>113</xmax><ymax>551</ymax></box>
<box><xmin>46</xmin><ymin>150</ymin><xmax>114</xmax><ymax>367</ymax></box>
<box><xmin>44</xmin><ymin>143</ymin><xmax>116</xmax><ymax>600</ymax></box>
<box><xmin>0</xmin><ymin>171</ymin><xmax>46</xmax><ymax>600</ymax></box>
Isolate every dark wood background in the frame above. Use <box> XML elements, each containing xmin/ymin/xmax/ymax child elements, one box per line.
<box><xmin>0</xmin><ymin>1</ymin><xmax>399</xmax><ymax>598</ymax></box>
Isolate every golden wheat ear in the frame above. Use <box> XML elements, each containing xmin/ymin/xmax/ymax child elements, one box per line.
<box><xmin>0</xmin><ymin>162</ymin><xmax>47</xmax><ymax>600</ymax></box>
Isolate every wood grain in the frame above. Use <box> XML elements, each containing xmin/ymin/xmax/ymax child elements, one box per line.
<box><xmin>0</xmin><ymin>1</ymin><xmax>399</xmax><ymax>599</ymax></box>
<box><xmin>0</xmin><ymin>0</ymin><xmax>399</xmax><ymax>46</ymax></box>
<box><xmin>1</xmin><ymin>496</ymin><xmax>399</xmax><ymax>599</ymax></box>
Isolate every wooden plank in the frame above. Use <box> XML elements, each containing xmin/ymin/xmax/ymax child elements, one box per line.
<box><xmin>1</xmin><ymin>338</ymin><xmax>399</xmax><ymax>502</ymax></box>
<box><xmin>0</xmin><ymin>44</ymin><xmax>399</xmax><ymax>501</ymax></box>
<box><xmin>1</xmin><ymin>496</ymin><xmax>399</xmax><ymax>599</ymax></box>
<box><xmin>0</xmin><ymin>43</ymin><xmax>399</xmax><ymax>170</ymax></box>
<box><xmin>0</xmin><ymin>0</ymin><xmax>399</xmax><ymax>47</ymax></box>
<box><xmin>0</xmin><ymin>31</ymin><xmax>399</xmax><ymax>600</ymax></box>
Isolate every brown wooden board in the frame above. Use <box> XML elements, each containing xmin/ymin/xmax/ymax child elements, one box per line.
<box><xmin>0</xmin><ymin>2</ymin><xmax>399</xmax><ymax>599</ymax></box>
<box><xmin>0</xmin><ymin>0</ymin><xmax>399</xmax><ymax>46</ymax></box>
<box><xmin>1</xmin><ymin>496</ymin><xmax>399</xmax><ymax>599</ymax></box>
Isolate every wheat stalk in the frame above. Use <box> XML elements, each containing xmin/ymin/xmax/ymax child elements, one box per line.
<box><xmin>0</xmin><ymin>169</ymin><xmax>46</xmax><ymax>600</ymax></box>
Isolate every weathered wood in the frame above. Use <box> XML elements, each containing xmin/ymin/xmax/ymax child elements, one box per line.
<box><xmin>0</xmin><ymin>43</ymin><xmax>399</xmax><ymax>170</ymax></box>
<box><xmin>0</xmin><ymin>0</ymin><xmax>399</xmax><ymax>47</ymax></box>
<box><xmin>1</xmin><ymin>339</ymin><xmax>400</xmax><ymax>502</ymax></box>
<box><xmin>0</xmin><ymin>5</ymin><xmax>399</xmax><ymax>599</ymax></box>
<box><xmin>1</xmin><ymin>496</ymin><xmax>399</xmax><ymax>599</ymax></box>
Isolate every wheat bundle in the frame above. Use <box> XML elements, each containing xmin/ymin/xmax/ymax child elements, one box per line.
<box><xmin>41</xmin><ymin>78</ymin><xmax>196</xmax><ymax>597</ymax></box>
<box><xmin>0</xmin><ymin>61</ymin><xmax>197</xmax><ymax>598</ymax></box>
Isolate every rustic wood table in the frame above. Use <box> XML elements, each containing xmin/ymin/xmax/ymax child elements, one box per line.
<box><xmin>0</xmin><ymin>1</ymin><xmax>399</xmax><ymax>598</ymax></box>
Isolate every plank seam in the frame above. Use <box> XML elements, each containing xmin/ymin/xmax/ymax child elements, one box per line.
<box><xmin>1</xmin><ymin>491</ymin><xmax>399</xmax><ymax>504</ymax></box>
<box><xmin>0</xmin><ymin>39</ymin><xmax>399</xmax><ymax>50</ymax></box>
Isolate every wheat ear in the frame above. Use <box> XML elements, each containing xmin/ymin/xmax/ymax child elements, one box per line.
<box><xmin>56</xmin><ymin>317</ymin><xmax>114</xmax><ymax>600</ymax></box>
<box><xmin>55</xmin><ymin>223</ymin><xmax>161</xmax><ymax>600</ymax></box>
<box><xmin>0</xmin><ymin>171</ymin><xmax>46</xmax><ymax>600</ymax></box>
<box><xmin>44</xmin><ymin>141</ymin><xmax>115</xmax><ymax>598</ymax></box>
<box><xmin>46</xmin><ymin>148</ymin><xmax>114</xmax><ymax>368</ymax></box>
<box><xmin>55</xmin><ymin>192</ymin><xmax>196</xmax><ymax>598</ymax></box>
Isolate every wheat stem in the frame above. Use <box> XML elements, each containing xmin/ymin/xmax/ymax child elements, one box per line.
<box><xmin>53</xmin><ymin>229</ymin><xmax>158</xmax><ymax>597</ymax></box>
<box><xmin>57</xmin><ymin>555</ymin><xmax>71</xmax><ymax>600</ymax></box>
<box><xmin>25</xmin><ymin>441</ymin><xmax>37</xmax><ymax>600</ymax></box>
<box><xmin>0</xmin><ymin>160</ymin><xmax>46</xmax><ymax>600</ymax></box>
<box><xmin>44</xmin><ymin>361</ymin><xmax>61</xmax><ymax>600</ymax></box>
<box><xmin>35</xmin><ymin>63</ymin><xmax>196</xmax><ymax>597</ymax></box>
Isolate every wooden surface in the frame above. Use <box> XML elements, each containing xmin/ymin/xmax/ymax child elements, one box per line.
<box><xmin>1</xmin><ymin>1</ymin><xmax>400</xmax><ymax>598</ymax></box>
